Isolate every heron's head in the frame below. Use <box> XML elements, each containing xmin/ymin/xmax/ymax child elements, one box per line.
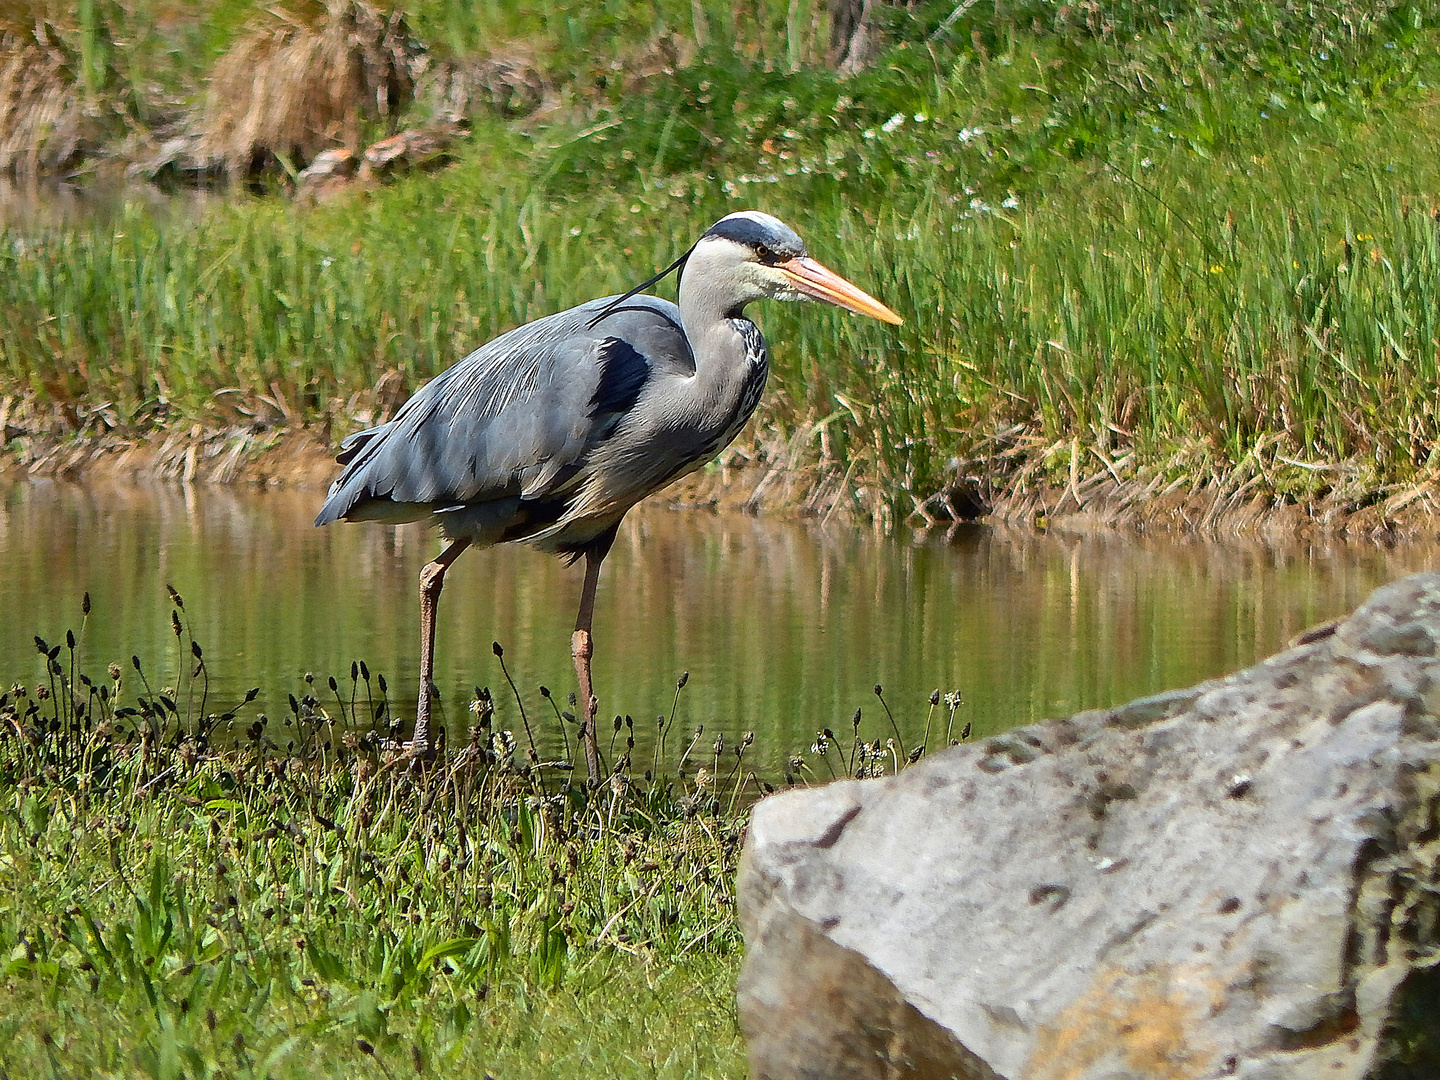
<box><xmin>685</xmin><ymin>210</ymin><xmax>902</xmax><ymax>324</ymax></box>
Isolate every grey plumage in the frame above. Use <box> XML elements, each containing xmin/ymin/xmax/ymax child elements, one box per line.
<box><xmin>316</xmin><ymin>210</ymin><xmax>901</xmax><ymax>769</ymax></box>
<box><xmin>315</xmin><ymin>295</ymin><xmax>730</xmax><ymax>554</ymax></box>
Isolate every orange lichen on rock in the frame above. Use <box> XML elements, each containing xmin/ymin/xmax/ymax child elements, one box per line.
<box><xmin>1027</xmin><ymin>964</ymin><xmax>1216</xmax><ymax>1080</ymax></box>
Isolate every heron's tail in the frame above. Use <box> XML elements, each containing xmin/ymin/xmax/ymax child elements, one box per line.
<box><xmin>313</xmin><ymin>423</ymin><xmax>391</xmax><ymax>526</ymax></box>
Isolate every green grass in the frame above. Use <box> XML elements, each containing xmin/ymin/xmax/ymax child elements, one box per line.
<box><xmin>0</xmin><ymin>584</ymin><xmax>960</xmax><ymax>1076</ymax></box>
<box><xmin>0</xmin><ymin>597</ymin><xmax>753</xmax><ymax>1077</ymax></box>
<box><xmin>6</xmin><ymin>1</ymin><xmax>1440</xmax><ymax>519</ymax></box>
<box><xmin>1</xmin><ymin>945</ymin><xmax>743</xmax><ymax>1079</ymax></box>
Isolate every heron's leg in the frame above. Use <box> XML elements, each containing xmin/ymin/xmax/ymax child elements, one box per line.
<box><xmin>572</xmin><ymin>548</ymin><xmax>606</xmax><ymax>784</ymax></box>
<box><xmin>414</xmin><ymin>537</ymin><xmax>472</xmax><ymax>757</ymax></box>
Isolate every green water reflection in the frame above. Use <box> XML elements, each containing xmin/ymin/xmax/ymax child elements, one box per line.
<box><xmin>1</xmin><ymin>479</ymin><xmax>1433</xmax><ymax>776</ymax></box>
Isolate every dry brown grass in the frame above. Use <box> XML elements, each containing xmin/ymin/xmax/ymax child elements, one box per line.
<box><xmin>0</xmin><ymin>10</ymin><xmax>102</xmax><ymax>176</ymax></box>
<box><xmin>198</xmin><ymin>0</ymin><xmax>420</xmax><ymax>177</ymax></box>
<box><xmin>418</xmin><ymin>51</ymin><xmax>547</xmax><ymax>122</ymax></box>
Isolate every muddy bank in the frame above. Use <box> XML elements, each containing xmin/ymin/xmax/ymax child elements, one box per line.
<box><xmin>0</xmin><ymin>415</ymin><xmax>339</xmax><ymax>489</ymax></box>
<box><xmin>4</xmin><ymin>410</ymin><xmax>1438</xmax><ymax>543</ymax></box>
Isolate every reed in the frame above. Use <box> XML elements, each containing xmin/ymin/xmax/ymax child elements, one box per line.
<box><xmin>2</xmin><ymin>0</ymin><xmax>1438</xmax><ymax>522</ymax></box>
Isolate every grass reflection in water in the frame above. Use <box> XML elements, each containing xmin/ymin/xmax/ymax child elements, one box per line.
<box><xmin>1</xmin><ymin>479</ymin><xmax>1435</xmax><ymax>779</ymax></box>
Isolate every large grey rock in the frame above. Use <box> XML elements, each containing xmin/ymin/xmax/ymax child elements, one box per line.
<box><xmin>739</xmin><ymin>573</ymin><xmax>1440</xmax><ymax>1080</ymax></box>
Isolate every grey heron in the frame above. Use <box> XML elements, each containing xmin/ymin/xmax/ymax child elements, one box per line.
<box><xmin>315</xmin><ymin>210</ymin><xmax>902</xmax><ymax>776</ymax></box>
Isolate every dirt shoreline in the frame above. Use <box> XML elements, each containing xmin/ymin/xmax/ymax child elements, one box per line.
<box><xmin>4</xmin><ymin>418</ymin><xmax>1440</xmax><ymax>542</ymax></box>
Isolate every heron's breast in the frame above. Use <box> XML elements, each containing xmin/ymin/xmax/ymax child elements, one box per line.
<box><xmin>706</xmin><ymin>321</ymin><xmax>770</xmax><ymax>453</ymax></box>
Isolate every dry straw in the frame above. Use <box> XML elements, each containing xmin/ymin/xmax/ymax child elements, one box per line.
<box><xmin>419</xmin><ymin>52</ymin><xmax>547</xmax><ymax>122</ymax></box>
<box><xmin>0</xmin><ymin>10</ymin><xmax>100</xmax><ymax>176</ymax></box>
<box><xmin>199</xmin><ymin>0</ymin><xmax>420</xmax><ymax>177</ymax></box>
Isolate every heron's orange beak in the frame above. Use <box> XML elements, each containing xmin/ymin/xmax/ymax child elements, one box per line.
<box><xmin>779</xmin><ymin>257</ymin><xmax>904</xmax><ymax>325</ymax></box>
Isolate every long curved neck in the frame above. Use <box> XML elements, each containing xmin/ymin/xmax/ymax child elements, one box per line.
<box><xmin>675</xmin><ymin>264</ymin><xmax>769</xmax><ymax>437</ymax></box>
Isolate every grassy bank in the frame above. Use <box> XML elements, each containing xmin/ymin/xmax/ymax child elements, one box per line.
<box><xmin>0</xmin><ymin>604</ymin><xmax>752</xmax><ymax>1077</ymax></box>
<box><xmin>0</xmin><ymin>588</ymin><xmax>948</xmax><ymax>1076</ymax></box>
<box><xmin>4</xmin><ymin>1</ymin><xmax>1440</xmax><ymax>529</ymax></box>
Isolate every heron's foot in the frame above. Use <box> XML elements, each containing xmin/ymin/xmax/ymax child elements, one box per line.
<box><xmin>371</xmin><ymin>734</ymin><xmax>441</xmax><ymax>767</ymax></box>
<box><xmin>404</xmin><ymin>745</ymin><xmax>441</xmax><ymax>772</ymax></box>
<box><xmin>403</xmin><ymin>743</ymin><xmax>434</xmax><ymax>771</ymax></box>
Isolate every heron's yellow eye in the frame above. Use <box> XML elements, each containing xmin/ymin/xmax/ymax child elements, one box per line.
<box><xmin>755</xmin><ymin>244</ymin><xmax>774</xmax><ymax>263</ymax></box>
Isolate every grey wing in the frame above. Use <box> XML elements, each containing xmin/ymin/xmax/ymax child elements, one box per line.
<box><xmin>313</xmin><ymin>296</ymin><xmax>689</xmax><ymax>527</ymax></box>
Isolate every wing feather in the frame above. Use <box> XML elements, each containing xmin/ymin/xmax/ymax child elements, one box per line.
<box><xmin>314</xmin><ymin>296</ymin><xmax>688</xmax><ymax>527</ymax></box>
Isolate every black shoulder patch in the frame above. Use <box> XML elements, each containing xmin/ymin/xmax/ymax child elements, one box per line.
<box><xmin>590</xmin><ymin>337</ymin><xmax>651</xmax><ymax>418</ymax></box>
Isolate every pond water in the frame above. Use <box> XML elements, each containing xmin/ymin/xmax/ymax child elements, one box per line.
<box><xmin>0</xmin><ymin>176</ymin><xmax>220</xmax><ymax>234</ymax></box>
<box><xmin>1</xmin><ymin>479</ymin><xmax>1434</xmax><ymax>778</ymax></box>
